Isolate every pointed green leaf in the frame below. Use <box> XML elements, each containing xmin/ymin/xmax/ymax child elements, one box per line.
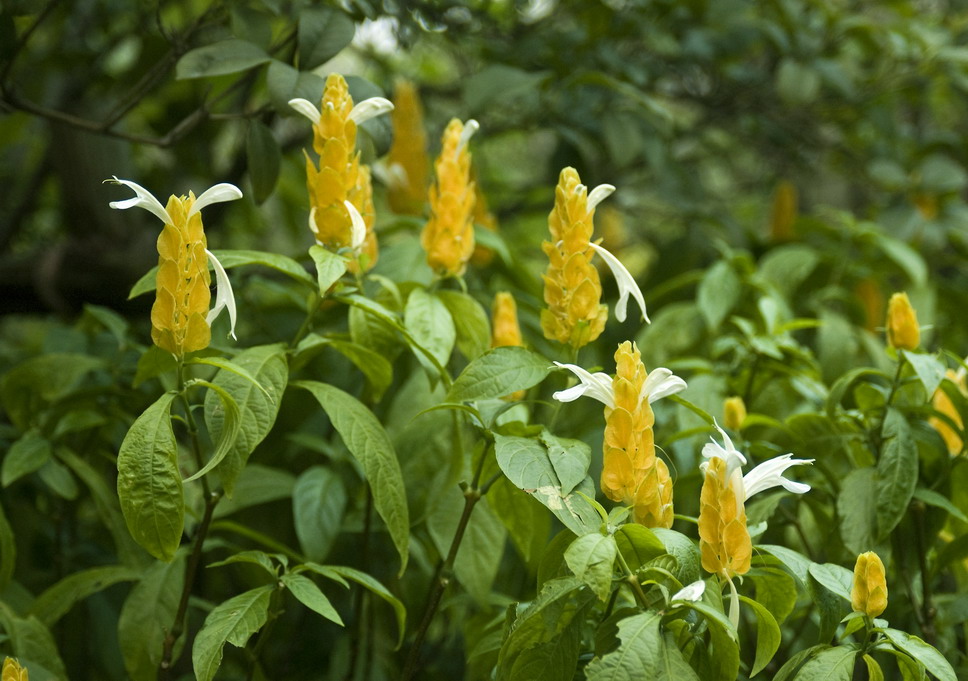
<box><xmin>437</xmin><ymin>290</ymin><xmax>491</xmax><ymax>360</ymax></box>
<box><xmin>739</xmin><ymin>595</ymin><xmax>781</xmax><ymax>676</ymax></box>
<box><xmin>184</xmin><ymin>379</ymin><xmax>241</xmax><ymax>483</ymax></box>
<box><xmin>405</xmin><ymin>287</ymin><xmax>456</xmax><ymax>374</ymax></box>
<box><xmin>298</xmin><ymin>7</ymin><xmax>355</xmax><ymax>70</ymax></box>
<box><xmin>281</xmin><ymin>573</ymin><xmax>343</xmax><ymax>625</ymax></box>
<box><xmin>792</xmin><ymin>644</ymin><xmax>858</xmax><ymax>681</ymax></box>
<box><xmin>902</xmin><ymin>351</ymin><xmax>946</xmax><ymax>397</ymax></box>
<box><xmin>192</xmin><ymin>585</ymin><xmax>274</xmax><ymax>681</ymax></box>
<box><xmin>118</xmin><ymin>555</ymin><xmax>185</xmax><ymax>681</ymax></box>
<box><xmin>309</xmin><ymin>245</ymin><xmax>347</xmax><ymax>295</ymax></box>
<box><xmin>30</xmin><ymin>565</ymin><xmax>139</xmax><ymax>626</ymax></box>
<box><xmin>2</xmin><ymin>430</ymin><xmax>51</xmax><ymax>486</ymax></box>
<box><xmin>564</xmin><ymin>533</ymin><xmax>617</xmax><ymax>602</ymax></box>
<box><xmin>585</xmin><ymin>611</ymin><xmax>664</xmax><ymax>680</ymax></box>
<box><xmin>448</xmin><ymin>347</ymin><xmax>552</xmax><ymax>402</ymax></box>
<box><xmin>293</xmin><ymin>466</ymin><xmax>346</xmax><ymax>562</ymax></box>
<box><xmin>882</xmin><ymin>628</ymin><xmax>957</xmax><ymax>681</ymax></box>
<box><xmin>246</xmin><ymin>120</ymin><xmax>280</xmax><ymax>204</ymax></box>
<box><xmin>176</xmin><ymin>38</ymin><xmax>270</xmax><ymax>79</ymax></box>
<box><xmin>876</xmin><ymin>409</ymin><xmax>918</xmax><ymax>538</ymax></box>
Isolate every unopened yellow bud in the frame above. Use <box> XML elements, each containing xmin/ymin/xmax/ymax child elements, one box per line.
<box><xmin>723</xmin><ymin>397</ymin><xmax>747</xmax><ymax>431</ymax></box>
<box><xmin>601</xmin><ymin>341</ymin><xmax>674</xmax><ymax>528</ymax></box>
<box><xmin>492</xmin><ymin>292</ymin><xmax>525</xmax><ymax>400</ymax></box>
<box><xmin>3</xmin><ymin>657</ymin><xmax>28</xmax><ymax>681</ymax></box>
<box><xmin>541</xmin><ymin>167</ymin><xmax>608</xmax><ymax>349</ymax></box>
<box><xmin>886</xmin><ymin>292</ymin><xmax>920</xmax><ymax>350</ymax></box>
<box><xmin>303</xmin><ymin>74</ymin><xmax>379</xmax><ymax>270</ymax></box>
<box><xmin>421</xmin><ymin>119</ymin><xmax>476</xmax><ymax>276</ymax></box>
<box><xmin>851</xmin><ymin>551</ymin><xmax>887</xmax><ymax>618</ymax></box>
<box><xmin>769</xmin><ymin>180</ymin><xmax>798</xmax><ymax>241</ymax></box>
<box><xmin>152</xmin><ymin>193</ymin><xmax>211</xmax><ymax>357</ymax></box>
<box><xmin>387</xmin><ymin>80</ymin><xmax>429</xmax><ymax>215</ymax></box>
<box><xmin>930</xmin><ymin>370</ymin><xmax>966</xmax><ymax>455</ymax></box>
<box><xmin>698</xmin><ymin>456</ymin><xmax>751</xmax><ymax>578</ymax></box>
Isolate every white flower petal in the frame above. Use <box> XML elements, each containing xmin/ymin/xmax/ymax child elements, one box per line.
<box><xmin>588</xmin><ymin>242</ymin><xmax>649</xmax><ymax>324</ymax></box>
<box><xmin>348</xmin><ymin>96</ymin><xmax>394</xmax><ymax>125</ymax></box>
<box><xmin>189</xmin><ymin>183</ymin><xmax>243</xmax><ymax>217</ymax></box>
<box><xmin>742</xmin><ymin>454</ymin><xmax>813</xmax><ymax>501</ymax></box>
<box><xmin>384</xmin><ymin>161</ymin><xmax>408</xmax><ymax>188</ymax></box>
<box><xmin>343</xmin><ymin>200</ymin><xmax>367</xmax><ymax>250</ymax></box>
<box><xmin>701</xmin><ymin>421</ymin><xmax>747</xmax><ymax>470</ymax></box>
<box><xmin>671</xmin><ymin>580</ymin><xmax>705</xmax><ymax>602</ymax></box>
<box><xmin>456</xmin><ymin>119</ymin><xmax>479</xmax><ymax>156</ymax></box>
<box><xmin>205</xmin><ymin>249</ymin><xmax>237</xmax><ymax>341</ymax></box>
<box><xmin>106</xmin><ymin>176</ymin><xmax>171</xmax><ymax>224</ymax></box>
<box><xmin>587</xmin><ymin>183</ymin><xmax>615</xmax><ymax>212</ymax></box>
<box><xmin>640</xmin><ymin>367</ymin><xmax>687</xmax><ymax>404</ymax></box>
<box><xmin>289</xmin><ymin>98</ymin><xmax>321</xmax><ymax>123</ymax></box>
<box><xmin>552</xmin><ymin>361</ymin><xmax>614</xmax><ymax>407</ymax></box>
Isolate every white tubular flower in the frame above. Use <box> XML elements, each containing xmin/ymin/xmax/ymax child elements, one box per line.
<box><xmin>106</xmin><ymin>176</ymin><xmax>170</xmax><ymax>224</ymax></box>
<box><xmin>587</xmin><ymin>183</ymin><xmax>615</xmax><ymax>212</ymax></box>
<box><xmin>588</xmin><ymin>242</ymin><xmax>649</xmax><ymax>324</ymax></box>
<box><xmin>288</xmin><ymin>98</ymin><xmax>321</xmax><ymax>123</ymax></box>
<box><xmin>671</xmin><ymin>580</ymin><xmax>706</xmax><ymax>603</ymax></box>
<box><xmin>553</xmin><ymin>360</ymin><xmax>685</xmax><ymax>409</ymax></box>
<box><xmin>343</xmin><ymin>200</ymin><xmax>367</xmax><ymax>251</ymax></box>
<box><xmin>189</xmin><ymin>183</ymin><xmax>244</xmax><ymax>217</ymax></box>
<box><xmin>206</xmin><ymin>249</ymin><xmax>237</xmax><ymax>340</ymax></box>
<box><xmin>702</xmin><ymin>421</ymin><xmax>812</xmax><ymax>502</ymax></box>
<box><xmin>456</xmin><ymin>119</ymin><xmax>479</xmax><ymax>156</ymax></box>
<box><xmin>348</xmin><ymin>96</ymin><xmax>394</xmax><ymax>125</ymax></box>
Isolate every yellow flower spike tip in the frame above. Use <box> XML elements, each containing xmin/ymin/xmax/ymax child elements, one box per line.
<box><xmin>541</xmin><ymin>167</ymin><xmax>608</xmax><ymax>348</ymax></box>
<box><xmin>769</xmin><ymin>179</ymin><xmax>798</xmax><ymax>242</ymax></box>
<box><xmin>491</xmin><ymin>291</ymin><xmax>525</xmax><ymax>401</ymax></box>
<box><xmin>554</xmin><ymin>342</ymin><xmax>687</xmax><ymax>528</ymax></box>
<box><xmin>421</xmin><ymin>118</ymin><xmax>478</xmax><ymax>277</ymax></box>
<box><xmin>289</xmin><ymin>73</ymin><xmax>393</xmax><ymax>269</ymax></box>
<box><xmin>3</xmin><ymin>657</ymin><xmax>28</xmax><ymax>681</ymax></box>
<box><xmin>107</xmin><ymin>177</ymin><xmax>242</xmax><ymax>358</ymax></box>
<box><xmin>387</xmin><ymin>79</ymin><xmax>429</xmax><ymax>216</ymax></box>
<box><xmin>851</xmin><ymin>551</ymin><xmax>888</xmax><ymax>618</ymax></box>
<box><xmin>723</xmin><ymin>396</ymin><xmax>747</xmax><ymax>431</ymax></box>
<box><xmin>930</xmin><ymin>369</ymin><xmax>966</xmax><ymax>455</ymax></box>
<box><xmin>886</xmin><ymin>291</ymin><xmax>920</xmax><ymax>351</ymax></box>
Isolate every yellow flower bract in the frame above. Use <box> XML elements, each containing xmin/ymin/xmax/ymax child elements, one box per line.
<box><xmin>304</xmin><ymin>74</ymin><xmax>378</xmax><ymax>269</ymax></box>
<box><xmin>152</xmin><ymin>193</ymin><xmax>211</xmax><ymax>357</ymax></box>
<box><xmin>541</xmin><ymin>167</ymin><xmax>608</xmax><ymax>349</ymax></box>
<box><xmin>421</xmin><ymin>119</ymin><xmax>476</xmax><ymax>276</ymax></box>
<box><xmin>930</xmin><ymin>369</ymin><xmax>966</xmax><ymax>455</ymax></box>
<box><xmin>851</xmin><ymin>551</ymin><xmax>888</xmax><ymax>618</ymax></box>
<box><xmin>698</xmin><ymin>456</ymin><xmax>751</xmax><ymax>578</ymax></box>
<box><xmin>492</xmin><ymin>291</ymin><xmax>525</xmax><ymax>401</ymax></box>
<box><xmin>387</xmin><ymin>80</ymin><xmax>429</xmax><ymax>216</ymax></box>
<box><xmin>2</xmin><ymin>658</ymin><xmax>27</xmax><ymax>681</ymax></box>
<box><xmin>886</xmin><ymin>291</ymin><xmax>919</xmax><ymax>351</ymax></box>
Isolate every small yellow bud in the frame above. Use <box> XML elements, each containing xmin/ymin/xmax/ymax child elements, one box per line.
<box><xmin>387</xmin><ymin>80</ymin><xmax>429</xmax><ymax>216</ymax></box>
<box><xmin>3</xmin><ymin>657</ymin><xmax>28</xmax><ymax>681</ymax></box>
<box><xmin>769</xmin><ymin>180</ymin><xmax>798</xmax><ymax>242</ymax></box>
<box><xmin>540</xmin><ymin>167</ymin><xmax>608</xmax><ymax>349</ymax></box>
<box><xmin>723</xmin><ymin>396</ymin><xmax>747</xmax><ymax>431</ymax></box>
<box><xmin>421</xmin><ymin>119</ymin><xmax>477</xmax><ymax>277</ymax></box>
<box><xmin>698</xmin><ymin>456</ymin><xmax>751</xmax><ymax>578</ymax></box>
<box><xmin>492</xmin><ymin>292</ymin><xmax>525</xmax><ymax>400</ymax></box>
<box><xmin>851</xmin><ymin>551</ymin><xmax>888</xmax><ymax>618</ymax></box>
<box><xmin>930</xmin><ymin>370</ymin><xmax>966</xmax><ymax>455</ymax></box>
<box><xmin>886</xmin><ymin>292</ymin><xmax>920</xmax><ymax>351</ymax></box>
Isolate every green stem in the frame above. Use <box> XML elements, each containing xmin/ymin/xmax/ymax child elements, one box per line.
<box><xmin>345</xmin><ymin>487</ymin><xmax>374</xmax><ymax>681</ymax></box>
<box><xmin>290</xmin><ymin>294</ymin><xmax>321</xmax><ymax>350</ymax></box>
<box><xmin>615</xmin><ymin>548</ymin><xmax>649</xmax><ymax>608</ymax></box>
<box><xmin>913</xmin><ymin>502</ymin><xmax>937</xmax><ymax>645</ymax></box>
<box><xmin>872</xmin><ymin>358</ymin><xmax>905</xmax><ymax>456</ymax></box>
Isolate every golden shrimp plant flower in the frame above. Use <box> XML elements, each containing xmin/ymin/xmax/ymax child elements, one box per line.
<box><xmin>3</xmin><ymin>658</ymin><xmax>28</xmax><ymax>681</ymax></box>
<box><xmin>386</xmin><ymin>79</ymin><xmax>429</xmax><ymax>215</ymax></box>
<box><xmin>107</xmin><ymin>177</ymin><xmax>241</xmax><ymax>357</ymax></box>
<box><xmin>554</xmin><ymin>343</ymin><xmax>686</xmax><ymax>527</ymax></box>
<box><xmin>289</xmin><ymin>74</ymin><xmax>392</xmax><ymax>268</ymax></box>
<box><xmin>541</xmin><ymin>167</ymin><xmax>648</xmax><ymax>350</ymax></box>
<box><xmin>421</xmin><ymin>118</ymin><xmax>479</xmax><ymax>277</ymax></box>
<box><xmin>698</xmin><ymin>423</ymin><xmax>812</xmax><ymax>626</ymax></box>
<box><xmin>886</xmin><ymin>291</ymin><xmax>920</xmax><ymax>351</ymax></box>
<box><xmin>851</xmin><ymin>551</ymin><xmax>888</xmax><ymax>618</ymax></box>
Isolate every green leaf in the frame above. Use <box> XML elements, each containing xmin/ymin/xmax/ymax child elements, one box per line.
<box><xmin>0</xmin><ymin>605</ymin><xmax>68</xmax><ymax>681</ymax></box>
<box><xmin>134</xmin><ymin>345</ymin><xmax>178</xmax><ymax>386</ymax></box>
<box><xmin>863</xmin><ymin>653</ymin><xmax>886</xmax><ymax>681</ymax></box>
<box><xmin>913</xmin><ymin>487</ymin><xmax>968</xmax><ymax>523</ymax></box>
<box><xmin>213</xmin><ymin>464</ymin><xmax>295</xmax><ymax>519</ymax></box>
<box><xmin>564</xmin><ymin>533</ymin><xmax>617</xmax><ymax>601</ymax></box>
<box><xmin>293</xmin><ymin>466</ymin><xmax>346</xmax><ymax>562</ymax></box>
<box><xmin>488</xmin><ymin>475</ymin><xmax>551</xmax><ymax>564</ymax></box>
<box><xmin>2</xmin><ymin>429</ymin><xmax>51</xmax><ymax>486</ymax></box>
<box><xmin>176</xmin><ymin>38</ymin><xmax>270</xmax><ymax>79</ymax></box>
<box><xmin>118</xmin><ymin>555</ymin><xmax>185</xmax><ymax>681</ymax></box>
<box><xmin>281</xmin><ymin>573</ymin><xmax>343</xmax><ymax>625</ymax></box>
<box><xmin>208</xmin><ymin>550</ymin><xmax>278</xmax><ymax>577</ymax></box>
<box><xmin>876</xmin><ymin>409</ymin><xmax>918</xmax><ymax>538</ymax></box>
<box><xmin>428</xmin><ymin>486</ymin><xmax>506</xmax><ymax>604</ymax></box>
<box><xmin>203</xmin><ymin>344</ymin><xmax>288</xmax><ymax>495</ymax></box>
<box><xmin>405</xmin><ymin>287</ymin><xmax>456</xmax><ymax>375</ymax></box>
<box><xmin>773</xmin><ymin>644</ymin><xmax>827</xmax><ymax>681</ymax></box>
<box><xmin>295</xmin><ymin>335</ymin><xmax>392</xmax><ymax>402</ymax></box>
<box><xmin>267</xmin><ymin>60</ymin><xmax>326</xmax><ymax>113</ymax></box>
<box><xmin>882</xmin><ymin>628</ymin><xmax>957</xmax><ymax>681</ymax></box>
<box><xmin>675</xmin><ymin>600</ymin><xmax>739</xmax><ymax>681</ymax></box>
<box><xmin>448</xmin><ymin>347</ymin><xmax>552</xmax><ymax>402</ymax></box>
<box><xmin>464</xmin><ymin>65</ymin><xmax>548</xmax><ymax>114</ymax></box>
<box><xmin>759</xmin><ymin>544</ymin><xmax>812</xmax><ymax>585</ymax></box>
<box><xmin>870</xmin><ymin>232</ymin><xmax>927</xmax><ymax>286</ymax></box>
<box><xmin>117</xmin><ymin>392</ymin><xmax>183</xmax><ymax>562</ymax></box>
<box><xmin>656</xmin><ymin>632</ymin><xmax>701</xmax><ymax>680</ymax></box>
<box><xmin>540</xmin><ymin>431</ymin><xmax>591</xmax><ymax>495</ymax></box>
<box><xmin>30</xmin><ymin>565</ymin><xmax>138</xmax><ymax>626</ymax></box>
<box><xmin>184</xmin><ymin>379</ymin><xmax>242</xmax><ymax>483</ymax></box>
<box><xmin>809</xmin><ymin>567</ymin><xmax>852</xmax><ymax>643</ymax></box>
<box><xmin>298</xmin><ymin>7</ymin><xmax>355</xmax><ymax>70</ymax></box>
<box><xmin>0</xmin><ymin>502</ymin><xmax>14</xmax><ymax>590</ymax></box>
<box><xmin>825</xmin><ymin>367</ymin><xmax>889</xmax><ymax>418</ymax></box>
<box><xmin>0</xmin><ymin>353</ymin><xmax>103</xmax><ymax>430</ymax></box>
<box><xmin>585</xmin><ymin>611</ymin><xmax>664</xmax><ymax>680</ymax></box>
<box><xmin>758</xmin><ymin>245</ymin><xmax>819</xmax><ymax>298</ymax></box>
<box><xmin>902</xmin><ymin>351</ymin><xmax>946</xmax><ymax>397</ymax></box>
<box><xmin>837</xmin><ymin>467</ymin><xmax>879</xmax><ymax>555</ymax></box>
<box><xmin>792</xmin><ymin>644</ymin><xmax>858</xmax><ymax>681</ymax></box>
<box><xmin>309</xmin><ymin>245</ymin><xmax>347</xmax><ymax>295</ymax></box>
<box><xmin>496</xmin><ymin>577</ymin><xmax>594</xmax><ymax>681</ymax></box>
<box><xmin>437</xmin><ymin>289</ymin><xmax>491</xmax><ymax>360</ymax></box>
<box><xmin>192</xmin><ymin>585</ymin><xmax>274</xmax><ymax>681</ymax></box>
<box><xmin>751</xmin><ymin>567</ymin><xmax>798</xmax><ymax>625</ymax></box>
<box><xmin>615</xmin><ymin>524</ymin><xmax>666</xmax><ymax>571</ymax></box>
<box><xmin>303</xmin><ymin>564</ymin><xmax>406</xmax><ymax>648</ymax></box>
<box><xmin>697</xmin><ymin>260</ymin><xmax>741</xmax><ymax>330</ymax></box>
<box><xmin>653</xmin><ymin>529</ymin><xmax>702</xmax><ymax>585</ymax></box>
<box><xmin>739</xmin><ymin>595</ymin><xmax>781</xmax><ymax>676</ymax></box>
<box><xmin>293</xmin><ymin>381</ymin><xmax>410</xmax><ymax>574</ymax></box>
<box><xmin>246</xmin><ymin>120</ymin><xmax>280</xmax><ymax>204</ymax></box>
<box><xmin>494</xmin><ymin>434</ymin><xmax>599</xmax><ymax>536</ymax></box>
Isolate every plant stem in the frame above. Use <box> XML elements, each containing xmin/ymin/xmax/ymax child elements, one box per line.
<box><xmin>872</xmin><ymin>357</ymin><xmax>905</xmax><ymax>456</ymax></box>
<box><xmin>913</xmin><ymin>502</ymin><xmax>937</xmax><ymax>645</ymax></box>
<box><xmin>615</xmin><ymin>549</ymin><xmax>649</xmax><ymax>608</ymax></box>
<box><xmin>345</xmin><ymin>486</ymin><xmax>374</xmax><ymax>681</ymax></box>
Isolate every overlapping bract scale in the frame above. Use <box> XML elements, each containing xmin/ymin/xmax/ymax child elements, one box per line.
<box><xmin>421</xmin><ymin>119</ymin><xmax>476</xmax><ymax>276</ymax></box>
